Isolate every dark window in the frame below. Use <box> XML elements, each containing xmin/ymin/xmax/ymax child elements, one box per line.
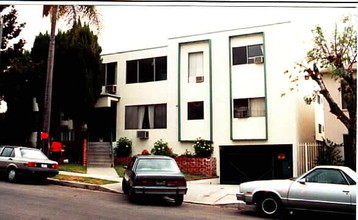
<box><xmin>154</xmin><ymin>104</ymin><xmax>167</xmax><ymax>128</ymax></box>
<box><xmin>126</xmin><ymin>56</ymin><xmax>167</xmax><ymax>84</ymax></box>
<box><xmin>233</xmin><ymin>98</ymin><xmax>265</xmax><ymax>118</ymax></box>
<box><xmin>102</xmin><ymin>62</ymin><xmax>117</xmax><ymax>85</ymax></box>
<box><xmin>233</xmin><ymin>44</ymin><xmax>264</xmax><ymax>65</ymax></box>
<box><xmin>232</xmin><ymin>46</ymin><xmax>247</xmax><ymax>65</ymax></box>
<box><xmin>188</xmin><ymin>101</ymin><xmax>204</xmax><ymax>120</ymax></box>
<box><xmin>233</xmin><ymin>99</ymin><xmax>249</xmax><ymax>118</ymax></box>
<box><xmin>125</xmin><ymin>104</ymin><xmax>167</xmax><ymax>129</ymax></box>
<box><xmin>155</xmin><ymin>57</ymin><xmax>167</xmax><ymax>81</ymax></box>
<box><xmin>305</xmin><ymin>169</ymin><xmax>347</xmax><ymax>185</ymax></box>
<box><xmin>139</xmin><ymin>58</ymin><xmax>154</xmax><ymax>83</ymax></box>
<box><xmin>126</xmin><ymin>60</ymin><xmax>138</xmax><ymax>84</ymax></box>
<box><xmin>1</xmin><ymin>147</ymin><xmax>14</xmax><ymax>157</ymax></box>
<box><xmin>248</xmin><ymin>45</ymin><xmax>264</xmax><ymax>64</ymax></box>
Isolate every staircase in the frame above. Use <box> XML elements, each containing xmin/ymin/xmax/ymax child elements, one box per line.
<box><xmin>87</xmin><ymin>142</ymin><xmax>113</xmax><ymax>167</ymax></box>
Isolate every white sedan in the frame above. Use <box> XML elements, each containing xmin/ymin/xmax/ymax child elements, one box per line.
<box><xmin>237</xmin><ymin>165</ymin><xmax>356</xmax><ymax>217</ymax></box>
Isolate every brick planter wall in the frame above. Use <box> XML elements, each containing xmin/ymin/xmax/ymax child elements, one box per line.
<box><xmin>175</xmin><ymin>157</ymin><xmax>217</xmax><ymax>177</ymax></box>
<box><xmin>114</xmin><ymin>156</ymin><xmax>217</xmax><ymax>177</ymax></box>
<box><xmin>115</xmin><ymin>156</ymin><xmax>132</xmax><ymax>166</ymax></box>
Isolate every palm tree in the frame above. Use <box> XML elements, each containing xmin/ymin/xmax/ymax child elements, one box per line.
<box><xmin>42</xmin><ymin>5</ymin><xmax>100</xmax><ymax>155</ymax></box>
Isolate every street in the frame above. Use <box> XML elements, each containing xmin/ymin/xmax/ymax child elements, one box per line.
<box><xmin>0</xmin><ymin>180</ymin><xmax>355</xmax><ymax>220</ymax></box>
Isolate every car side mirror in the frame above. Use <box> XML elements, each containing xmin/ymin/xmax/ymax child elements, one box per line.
<box><xmin>299</xmin><ymin>178</ymin><xmax>306</xmax><ymax>184</ymax></box>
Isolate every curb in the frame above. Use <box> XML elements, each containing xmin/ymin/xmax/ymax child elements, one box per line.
<box><xmin>48</xmin><ymin>178</ymin><xmax>121</xmax><ymax>194</ymax></box>
<box><xmin>48</xmin><ymin>179</ymin><xmax>240</xmax><ymax>209</ymax></box>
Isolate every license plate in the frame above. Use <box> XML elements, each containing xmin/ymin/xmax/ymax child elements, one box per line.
<box><xmin>156</xmin><ymin>181</ymin><xmax>165</xmax><ymax>186</ymax></box>
<box><xmin>41</xmin><ymin>164</ymin><xmax>48</xmax><ymax>168</ymax></box>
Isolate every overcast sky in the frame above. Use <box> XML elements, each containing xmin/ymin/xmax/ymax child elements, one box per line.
<box><xmin>6</xmin><ymin>2</ymin><xmax>358</xmax><ymax>54</ymax></box>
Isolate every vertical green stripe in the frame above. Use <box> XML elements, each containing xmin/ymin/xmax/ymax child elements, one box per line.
<box><xmin>178</xmin><ymin>43</ymin><xmax>182</xmax><ymax>141</ymax></box>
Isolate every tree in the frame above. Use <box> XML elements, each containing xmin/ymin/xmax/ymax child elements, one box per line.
<box><xmin>31</xmin><ymin>22</ymin><xmax>102</xmax><ymax>161</ymax></box>
<box><xmin>41</xmin><ymin>5</ymin><xmax>100</xmax><ymax>154</ymax></box>
<box><xmin>0</xmin><ymin>5</ymin><xmax>36</xmax><ymax>145</ymax></box>
<box><xmin>295</xmin><ymin>16</ymin><xmax>356</xmax><ymax>169</ymax></box>
<box><xmin>0</xmin><ymin>5</ymin><xmax>26</xmax><ymax>72</ymax></box>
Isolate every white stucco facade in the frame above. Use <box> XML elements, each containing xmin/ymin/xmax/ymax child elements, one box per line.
<box><xmin>100</xmin><ymin>21</ymin><xmax>321</xmax><ymax>180</ymax></box>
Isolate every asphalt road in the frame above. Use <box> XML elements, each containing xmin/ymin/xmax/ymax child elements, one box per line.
<box><xmin>0</xmin><ymin>180</ymin><xmax>355</xmax><ymax>220</ymax></box>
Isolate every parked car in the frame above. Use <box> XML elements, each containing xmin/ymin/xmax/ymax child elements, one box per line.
<box><xmin>237</xmin><ymin>165</ymin><xmax>356</xmax><ymax>217</ymax></box>
<box><xmin>122</xmin><ymin>155</ymin><xmax>188</xmax><ymax>205</ymax></box>
<box><xmin>0</xmin><ymin>146</ymin><xmax>59</xmax><ymax>182</ymax></box>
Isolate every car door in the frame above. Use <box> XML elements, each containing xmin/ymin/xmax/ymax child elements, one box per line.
<box><xmin>0</xmin><ymin>146</ymin><xmax>5</xmax><ymax>172</ymax></box>
<box><xmin>0</xmin><ymin>147</ymin><xmax>15</xmax><ymax>169</ymax></box>
<box><xmin>288</xmin><ymin>168</ymin><xmax>353</xmax><ymax>213</ymax></box>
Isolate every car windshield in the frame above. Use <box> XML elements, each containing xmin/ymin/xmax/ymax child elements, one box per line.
<box><xmin>20</xmin><ymin>148</ymin><xmax>48</xmax><ymax>160</ymax></box>
<box><xmin>136</xmin><ymin>159</ymin><xmax>181</xmax><ymax>173</ymax></box>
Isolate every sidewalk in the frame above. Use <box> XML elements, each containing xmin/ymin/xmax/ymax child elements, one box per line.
<box><xmin>51</xmin><ymin>168</ymin><xmax>242</xmax><ymax>207</ymax></box>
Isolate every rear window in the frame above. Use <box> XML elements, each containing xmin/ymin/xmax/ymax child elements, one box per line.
<box><xmin>135</xmin><ymin>159</ymin><xmax>180</xmax><ymax>173</ymax></box>
<box><xmin>20</xmin><ymin>149</ymin><xmax>48</xmax><ymax>160</ymax></box>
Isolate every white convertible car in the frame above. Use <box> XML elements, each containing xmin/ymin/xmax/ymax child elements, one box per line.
<box><xmin>237</xmin><ymin>166</ymin><xmax>356</xmax><ymax>216</ymax></box>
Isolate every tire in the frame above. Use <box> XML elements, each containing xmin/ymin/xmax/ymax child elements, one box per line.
<box><xmin>122</xmin><ymin>179</ymin><xmax>129</xmax><ymax>194</ymax></box>
<box><xmin>174</xmin><ymin>195</ymin><xmax>184</xmax><ymax>206</ymax></box>
<box><xmin>128</xmin><ymin>187</ymin><xmax>137</xmax><ymax>202</ymax></box>
<box><xmin>7</xmin><ymin>168</ymin><xmax>17</xmax><ymax>183</ymax></box>
<box><xmin>36</xmin><ymin>176</ymin><xmax>48</xmax><ymax>184</ymax></box>
<box><xmin>257</xmin><ymin>196</ymin><xmax>282</xmax><ymax>217</ymax></box>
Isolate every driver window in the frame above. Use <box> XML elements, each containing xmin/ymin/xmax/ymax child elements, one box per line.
<box><xmin>305</xmin><ymin>169</ymin><xmax>347</xmax><ymax>185</ymax></box>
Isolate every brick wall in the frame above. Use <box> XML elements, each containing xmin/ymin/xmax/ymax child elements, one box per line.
<box><xmin>114</xmin><ymin>156</ymin><xmax>217</xmax><ymax>177</ymax></box>
<box><xmin>175</xmin><ymin>157</ymin><xmax>217</xmax><ymax>177</ymax></box>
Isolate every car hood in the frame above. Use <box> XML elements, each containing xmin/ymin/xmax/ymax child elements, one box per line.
<box><xmin>240</xmin><ymin>179</ymin><xmax>293</xmax><ymax>192</ymax></box>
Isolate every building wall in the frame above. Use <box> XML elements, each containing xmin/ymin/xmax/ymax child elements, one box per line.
<box><xmin>323</xmin><ymin>75</ymin><xmax>348</xmax><ymax>144</ymax></box>
<box><xmin>101</xmin><ymin>21</ymin><xmax>319</xmax><ymax>177</ymax></box>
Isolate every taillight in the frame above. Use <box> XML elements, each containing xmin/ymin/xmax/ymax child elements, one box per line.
<box><xmin>53</xmin><ymin>163</ymin><xmax>59</xmax><ymax>169</ymax></box>
<box><xmin>167</xmin><ymin>180</ymin><xmax>186</xmax><ymax>187</ymax></box>
<box><xmin>27</xmin><ymin>162</ymin><xmax>37</xmax><ymax>167</ymax></box>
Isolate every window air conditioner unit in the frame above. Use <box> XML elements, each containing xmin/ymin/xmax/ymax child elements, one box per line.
<box><xmin>105</xmin><ymin>85</ymin><xmax>117</xmax><ymax>94</ymax></box>
<box><xmin>196</xmin><ymin>76</ymin><xmax>204</xmax><ymax>83</ymax></box>
<box><xmin>254</xmin><ymin>56</ymin><xmax>264</xmax><ymax>64</ymax></box>
<box><xmin>137</xmin><ymin>131</ymin><xmax>149</xmax><ymax>139</ymax></box>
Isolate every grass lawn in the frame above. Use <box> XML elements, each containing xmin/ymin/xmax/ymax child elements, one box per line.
<box><xmin>53</xmin><ymin>174</ymin><xmax>118</xmax><ymax>185</ymax></box>
<box><xmin>59</xmin><ymin>163</ymin><xmax>87</xmax><ymax>174</ymax></box>
<box><xmin>114</xmin><ymin>165</ymin><xmax>126</xmax><ymax>177</ymax></box>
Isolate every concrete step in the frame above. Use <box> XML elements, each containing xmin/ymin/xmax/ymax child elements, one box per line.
<box><xmin>87</xmin><ymin>162</ymin><xmax>113</xmax><ymax>167</ymax></box>
<box><xmin>87</xmin><ymin>142</ymin><xmax>113</xmax><ymax>168</ymax></box>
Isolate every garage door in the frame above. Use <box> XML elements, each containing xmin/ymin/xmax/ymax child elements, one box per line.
<box><xmin>220</xmin><ymin>145</ymin><xmax>293</xmax><ymax>184</ymax></box>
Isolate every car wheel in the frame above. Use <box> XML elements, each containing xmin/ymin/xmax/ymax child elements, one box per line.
<box><xmin>128</xmin><ymin>188</ymin><xmax>138</xmax><ymax>202</ymax></box>
<box><xmin>36</xmin><ymin>176</ymin><xmax>48</xmax><ymax>184</ymax></box>
<box><xmin>257</xmin><ymin>196</ymin><xmax>282</xmax><ymax>216</ymax></box>
<box><xmin>122</xmin><ymin>179</ymin><xmax>129</xmax><ymax>194</ymax></box>
<box><xmin>174</xmin><ymin>195</ymin><xmax>184</xmax><ymax>205</ymax></box>
<box><xmin>7</xmin><ymin>168</ymin><xmax>17</xmax><ymax>183</ymax></box>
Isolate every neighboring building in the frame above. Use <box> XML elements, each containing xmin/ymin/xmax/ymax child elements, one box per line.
<box><xmin>94</xmin><ymin>21</ymin><xmax>323</xmax><ymax>183</ymax></box>
<box><xmin>321</xmin><ymin>65</ymin><xmax>357</xmax><ymax>163</ymax></box>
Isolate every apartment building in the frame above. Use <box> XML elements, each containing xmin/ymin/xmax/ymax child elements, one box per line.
<box><xmin>95</xmin><ymin>21</ymin><xmax>321</xmax><ymax>183</ymax></box>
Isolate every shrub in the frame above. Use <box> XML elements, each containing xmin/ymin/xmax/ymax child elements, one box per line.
<box><xmin>179</xmin><ymin>149</ymin><xmax>194</xmax><ymax>158</ymax></box>
<box><xmin>316</xmin><ymin>139</ymin><xmax>344</xmax><ymax>166</ymax></box>
<box><xmin>193</xmin><ymin>138</ymin><xmax>213</xmax><ymax>158</ymax></box>
<box><xmin>151</xmin><ymin>139</ymin><xmax>176</xmax><ymax>157</ymax></box>
<box><xmin>115</xmin><ymin>137</ymin><xmax>132</xmax><ymax>157</ymax></box>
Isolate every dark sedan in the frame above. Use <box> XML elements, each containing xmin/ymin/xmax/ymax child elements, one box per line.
<box><xmin>122</xmin><ymin>155</ymin><xmax>188</xmax><ymax>205</ymax></box>
<box><xmin>0</xmin><ymin>146</ymin><xmax>59</xmax><ymax>182</ymax></box>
